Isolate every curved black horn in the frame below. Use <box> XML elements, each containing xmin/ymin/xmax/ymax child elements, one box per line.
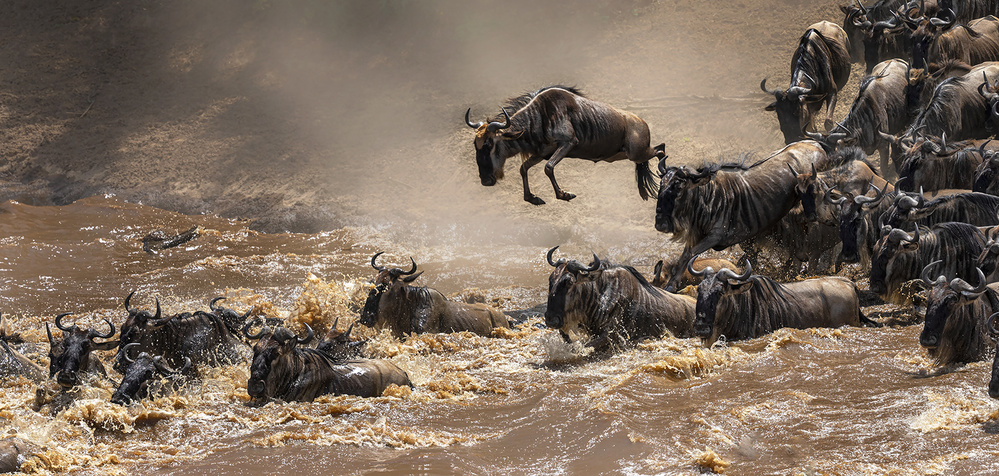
<box><xmin>401</xmin><ymin>257</ymin><xmax>418</xmax><ymax>276</ymax></box>
<box><xmin>687</xmin><ymin>256</ymin><xmax>709</xmax><ymax>277</ymax></box>
<box><xmin>371</xmin><ymin>252</ymin><xmax>386</xmax><ymax>271</ymax></box>
<box><xmin>855</xmin><ymin>182</ymin><xmax>885</xmax><ymax>207</ymax></box>
<box><xmin>242</xmin><ymin>320</ymin><xmax>266</xmax><ymax>340</ymax></box>
<box><xmin>921</xmin><ymin>260</ymin><xmax>945</xmax><ymax>286</ymax></box>
<box><xmin>929</xmin><ymin>7</ymin><xmax>955</xmax><ymax>27</ymax></box>
<box><xmin>297</xmin><ymin>324</ymin><xmax>314</xmax><ymax>345</ymax></box>
<box><xmin>486</xmin><ymin>107</ymin><xmax>512</xmax><ymax>132</ymax></box>
<box><xmin>988</xmin><ymin>312</ymin><xmax>999</xmax><ymax>336</ymax></box>
<box><xmin>787</xmin><ymin>163</ymin><xmax>801</xmax><ymax>176</ymax></box>
<box><xmin>125</xmin><ymin>290</ymin><xmax>138</xmax><ymax>314</ymax></box>
<box><xmin>148</xmin><ymin>299</ymin><xmax>175</xmax><ymax>329</ymax></box>
<box><xmin>55</xmin><ymin>312</ymin><xmax>75</xmax><ymax>332</ymax></box>
<box><xmin>402</xmin><ymin>271</ymin><xmax>424</xmax><ymax>283</ymax></box>
<box><xmin>905</xmin><ymin>223</ymin><xmax>920</xmax><ymax>244</ymax></box>
<box><xmin>89</xmin><ymin>318</ymin><xmax>115</xmax><ymax>340</ymax></box>
<box><xmin>465</xmin><ymin>108</ymin><xmax>483</xmax><ymax>129</ymax></box>
<box><xmin>584</xmin><ymin>254</ymin><xmax>601</xmax><ymax>272</ymax></box>
<box><xmin>760</xmin><ymin>78</ymin><xmax>781</xmax><ymax>96</ymax></box>
<box><xmin>210</xmin><ymin>297</ymin><xmax>224</xmax><ymax>312</ymax></box>
<box><xmin>123</xmin><ymin>342</ymin><xmax>141</xmax><ymax>365</ymax></box>
<box><xmin>951</xmin><ymin>267</ymin><xmax>988</xmax><ymax>296</ymax></box>
<box><xmin>547</xmin><ymin>246</ymin><xmax>560</xmax><ymax>267</ymax></box>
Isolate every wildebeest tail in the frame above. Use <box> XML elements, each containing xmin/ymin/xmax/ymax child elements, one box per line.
<box><xmin>637</xmin><ymin>159</ymin><xmax>658</xmax><ymax>201</ymax></box>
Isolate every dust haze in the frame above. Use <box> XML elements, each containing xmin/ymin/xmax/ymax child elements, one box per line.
<box><xmin>0</xmin><ymin>0</ymin><xmax>852</xmax><ymax>252</ymax></box>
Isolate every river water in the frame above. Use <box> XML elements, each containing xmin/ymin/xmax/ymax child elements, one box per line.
<box><xmin>1</xmin><ymin>189</ymin><xmax>999</xmax><ymax>475</ymax></box>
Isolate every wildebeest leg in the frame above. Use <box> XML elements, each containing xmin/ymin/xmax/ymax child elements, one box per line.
<box><xmin>824</xmin><ymin>93</ymin><xmax>838</xmax><ymax>131</ymax></box>
<box><xmin>544</xmin><ymin>142</ymin><xmax>578</xmax><ymax>201</ymax></box>
<box><xmin>877</xmin><ymin>142</ymin><xmax>895</xmax><ymax>180</ymax></box>
<box><xmin>520</xmin><ymin>155</ymin><xmax>546</xmax><ymax>205</ymax></box>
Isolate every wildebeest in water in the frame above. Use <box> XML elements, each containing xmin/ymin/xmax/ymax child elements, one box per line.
<box><xmin>918</xmin><ymin>262</ymin><xmax>999</xmax><ymax>366</ymax></box>
<box><xmin>111</xmin><ymin>343</ymin><xmax>192</xmax><ymax>405</ymax></box>
<box><xmin>244</xmin><ymin>322</ymin><xmax>411</xmax><ymax>403</ymax></box>
<box><xmin>359</xmin><ymin>252</ymin><xmax>510</xmax><ymax>337</ymax></box>
<box><xmin>0</xmin><ymin>312</ymin><xmax>45</xmax><ymax>383</ymax></box>
<box><xmin>544</xmin><ymin>247</ymin><xmax>695</xmax><ymax>352</ymax></box>
<box><xmin>465</xmin><ymin>86</ymin><xmax>665</xmax><ymax>205</ymax></box>
<box><xmin>46</xmin><ymin>313</ymin><xmax>118</xmax><ymax>389</ymax></box>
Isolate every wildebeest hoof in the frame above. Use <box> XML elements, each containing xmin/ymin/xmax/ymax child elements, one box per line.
<box><xmin>557</xmin><ymin>192</ymin><xmax>576</xmax><ymax>201</ymax></box>
<box><xmin>526</xmin><ymin>195</ymin><xmax>546</xmax><ymax>205</ymax></box>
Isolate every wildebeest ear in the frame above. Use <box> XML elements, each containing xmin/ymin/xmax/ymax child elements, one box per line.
<box><xmin>728</xmin><ymin>280</ymin><xmax>755</xmax><ymax>294</ymax></box>
<box><xmin>93</xmin><ymin>339</ymin><xmax>121</xmax><ymax>351</ymax></box>
<box><xmin>764</xmin><ymin>101</ymin><xmax>777</xmax><ymax>111</ymax></box>
<box><xmin>839</xmin><ymin>5</ymin><xmax>849</xmax><ymax>13</ymax></box>
<box><xmin>902</xmin><ymin>240</ymin><xmax>920</xmax><ymax>251</ymax></box>
<box><xmin>501</xmin><ymin>129</ymin><xmax>525</xmax><ymax>140</ymax></box>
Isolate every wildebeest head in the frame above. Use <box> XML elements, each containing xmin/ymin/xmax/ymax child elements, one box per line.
<box><xmin>208</xmin><ymin>297</ymin><xmax>253</xmax><ymax>334</ymax></box>
<box><xmin>46</xmin><ymin>313</ymin><xmax>117</xmax><ymax>389</ymax></box>
<box><xmin>544</xmin><ymin>246</ymin><xmax>601</xmax><ymax>329</ymax></box>
<box><xmin>862</xmin><ymin>11</ymin><xmax>905</xmax><ymax>74</ymax></box>
<box><xmin>830</xmin><ymin>182</ymin><xmax>886</xmax><ymax>263</ymax></box>
<box><xmin>359</xmin><ymin>252</ymin><xmax>423</xmax><ymax>327</ymax></box>
<box><xmin>978</xmin><ymin>235</ymin><xmax>999</xmax><ymax>277</ymax></box>
<box><xmin>790</xmin><ymin>162</ymin><xmax>823</xmax><ymax>221</ymax></box>
<box><xmin>110</xmin><ymin>343</ymin><xmax>190</xmax><ymax>405</ymax></box>
<box><xmin>761</xmin><ymin>77</ymin><xmax>817</xmax><ymax>143</ymax></box>
<box><xmin>244</xmin><ymin>321</ymin><xmax>314</xmax><ymax>402</ymax></box>
<box><xmin>113</xmin><ymin>291</ymin><xmax>172</xmax><ymax>373</ymax></box>
<box><xmin>973</xmin><ymin>141</ymin><xmax>999</xmax><ymax>192</ymax></box>
<box><xmin>908</xmin><ymin>5</ymin><xmax>956</xmax><ymax>69</ymax></box>
<box><xmin>655</xmin><ymin>163</ymin><xmax>713</xmax><ymax>233</ymax></box>
<box><xmin>691</xmin><ymin>258</ymin><xmax>754</xmax><ymax>341</ymax></box>
<box><xmin>841</xmin><ymin>0</ymin><xmax>872</xmax><ymax>62</ymax></box>
<box><xmin>465</xmin><ymin>107</ymin><xmax>522</xmax><ymax>186</ymax></box>
<box><xmin>884</xmin><ymin>187</ymin><xmax>926</xmax><ymax>228</ymax></box>
<box><xmin>870</xmin><ymin>224</ymin><xmax>921</xmax><ymax>295</ymax></box>
<box><xmin>316</xmin><ymin>316</ymin><xmax>365</xmax><ymax>361</ymax></box>
<box><xmin>918</xmin><ymin>261</ymin><xmax>987</xmax><ymax>349</ymax></box>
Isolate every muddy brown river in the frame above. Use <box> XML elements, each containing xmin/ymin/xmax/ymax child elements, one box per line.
<box><xmin>0</xmin><ymin>194</ymin><xmax>997</xmax><ymax>475</ymax></box>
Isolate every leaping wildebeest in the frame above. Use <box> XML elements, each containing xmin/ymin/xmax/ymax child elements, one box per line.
<box><xmin>918</xmin><ymin>262</ymin><xmax>999</xmax><ymax>365</ymax></box>
<box><xmin>46</xmin><ymin>313</ymin><xmax>118</xmax><ymax>389</ymax></box>
<box><xmin>244</xmin><ymin>323</ymin><xmax>411</xmax><ymax>403</ymax></box>
<box><xmin>360</xmin><ymin>253</ymin><xmax>510</xmax><ymax>337</ymax></box>
<box><xmin>544</xmin><ymin>247</ymin><xmax>695</xmax><ymax>352</ymax></box>
<box><xmin>465</xmin><ymin>86</ymin><xmax>665</xmax><ymax>205</ymax></box>
<box><xmin>654</xmin><ymin>140</ymin><xmax>840</xmax><ymax>291</ymax></box>
<box><xmin>761</xmin><ymin>21</ymin><xmax>852</xmax><ymax>142</ymax></box>
<box><xmin>690</xmin><ymin>260</ymin><xmax>872</xmax><ymax>347</ymax></box>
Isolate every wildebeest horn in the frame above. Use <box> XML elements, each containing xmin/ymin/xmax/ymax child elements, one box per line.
<box><xmin>55</xmin><ymin>312</ymin><xmax>75</xmax><ymax>332</ymax></box>
<box><xmin>658</xmin><ymin>156</ymin><xmax>669</xmax><ymax>176</ymax></box>
<box><xmin>805</xmin><ymin>131</ymin><xmax>826</xmax><ymax>142</ymax></box>
<box><xmin>547</xmin><ymin>246</ymin><xmax>560</xmax><ymax>267</ymax></box>
<box><xmin>147</xmin><ymin>299</ymin><xmax>174</xmax><ymax>329</ymax></box>
<box><xmin>993</xmin><ymin>100</ymin><xmax>999</xmax><ymax>121</ymax></box>
<box><xmin>826</xmin><ymin>188</ymin><xmax>849</xmax><ymax>205</ymax></box>
<box><xmin>123</xmin><ymin>342</ymin><xmax>141</xmax><ymax>365</ymax></box>
<box><xmin>978</xmin><ymin>72</ymin><xmax>996</xmax><ymax>99</ymax></box>
<box><xmin>929</xmin><ymin>7</ymin><xmax>955</xmax><ymax>27</ymax></box>
<box><xmin>400</xmin><ymin>257</ymin><xmax>418</xmax><ymax>275</ymax></box>
<box><xmin>920</xmin><ymin>260</ymin><xmax>946</xmax><ymax>286</ymax></box>
<box><xmin>297</xmin><ymin>324</ymin><xmax>314</xmax><ymax>345</ymax></box>
<box><xmin>486</xmin><ymin>107</ymin><xmax>512</xmax><ymax>132</ymax></box>
<box><xmin>979</xmin><ymin>139</ymin><xmax>993</xmax><ymax>157</ymax></box>
<box><xmin>719</xmin><ymin>260</ymin><xmax>752</xmax><ymax>282</ymax></box>
<box><xmin>344</xmin><ymin>322</ymin><xmax>355</xmax><ymax>338</ymax></box>
<box><xmin>905</xmin><ymin>223</ymin><xmax>920</xmax><ymax>244</ymax></box>
<box><xmin>89</xmin><ymin>318</ymin><xmax>115</xmax><ymax>340</ymax></box>
<box><xmin>787</xmin><ymin>163</ymin><xmax>801</xmax><ymax>176</ymax></box>
<box><xmin>464</xmin><ymin>108</ymin><xmax>483</xmax><ymax>129</ymax></box>
<box><xmin>371</xmin><ymin>252</ymin><xmax>386</xmax><ymax>271</ymax></box>
<box><xmin>878</xmin><ymin>130</ymin><xmax>900</xmax><ymax>145</ymax></box>
<box><xmin>687</xmin><ymin>256</ymin><xmax>710</xmax><ymax>277</ymax></box>
<box><xmin>760</xmin><ymin>78</ymin><xmax>781</xmax><ymax>96</ymax></box>
<box><xmin>585</xmin><ymin>254</ymin><xmax>601</xmax><ymax>272</ymax></box>
<box><xmin>402</xmin><ymin>271</ymin><xmax>424</xmax><ymax>283</ymax></box>
<box><xmin>210</xmin><ymin>297</ymin><xmax>225</xmax><ymax>313</ymax></box>
<box><xmin>951</xmin><ymin>267</ymin><xmax>988</xmax><ymax>297</ymax></box>
<box><xmin>855</xmin><ymin>182</ymin><xmax>885</xmax><ymax>207</ymax></box>
<box><xmin>125</xmin><ymin>290</ymin><xmax>138</xmax><ymax>315</ymax></box>
<box><xmin>45</xmin><ymin>323</ymin><xmax>54</xmax><ymax>346</ymax></box>
<box><xmin>988</xmin><ymin>312</ymin><xmax>999</xmax><ymax>337</ymax></box>
<box><xmin>242</xmin><ymin>320</ymin><xmax>266</xmax><ymax>340</ymax></box>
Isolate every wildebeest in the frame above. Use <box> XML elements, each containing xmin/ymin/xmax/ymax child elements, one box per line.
<box><xmin>841</xmin><ymin>0</ymin><xmax>908</xmax><ymax>64</ymax></box>
<box><xmin>360</xmin><ymin>253</ymin><xmax>510</xmax><ymax>336</ymax></box>
<box><xmin>911</xmin><ymin>12</ymin><xmax>999</xmax><ymax>70</ymax></box>
<box><xmin>544</xmin><ymin>248</ymin><xmax>694</xmax><ymax>352</ymax></box>
<box><xmin>897</xmin><ymin>62</ymin><xmax>999</xmax><ymax>141</ymax></box>
<box><xmin>651</xmin><ymin>256</ymin><xmax>740</xmax><ymax>290</ymax></box>
<box><xmin>792</xmin><ymin>147</ymin><xmax>887</xmax><ymax>223</ymax></box>
<box><xmin>0</xmin><ymin>313</ymin><xmax>45</xmax><ymax>383</ymax></box>
<box><xmin>465</xmin><ymin>86</ymin><xmax>665</xmax><ymax>205</ymax></box>
<box><xmin>895</xmin><ymin>136</ymin><xmax>993</xmax><ymax>191</ymax></box>
<box><xmin>973</xmin><ymin>141</ymin><xmax>999</xmax><ymax>193</ymax></box>
<box><xmin>654</xmin><ymin>141</ymin><xmax>838</xmax><ymax>291</ymax></box>
<box><xmin>110</xmin><ymin>343</ymin><xmax>192</xmax><ymax>405</ymax></box>
<box><xmin>808</xmin><ymin>59</ymin><xmax>911</xmax><ymax>178</ymax></box>
<box><xmin>918</xmin><ymin>262</ymin><xmax>999</xmax><ymax>364</ymax></box>
<box><xmin>315</xmin><ymin>316</ymin><xmax>366</xmax><ymax>361</ymax></box>
<box><xmin>830</xmin><ymin>182</ymin><xmax>894</xmax><ymax>265</ymax></box>
<box><xmin>46</xmin><ymin>313</ymin><xmax>118</xmax><ymax>389</ymax></box>
<box><xmin>690</xmin><ymin>260</ymin><xmax>870</xmax><ymax>347</ymax></box>
<box><xmin>113</xmin><ymin>292</ymin><xmax>247</xmax><ymax>374</ymax></box>
<box><xmin>245</xmin><ymin>323</ymin><xmax>411</xmax><ymax>403</ymax></box>
<box><xmin>761</xmin><ymin>21</ymin><xmax>852</xmax><ymax>142</ymax></box>
<box><xmin>883</xmin><ymin>190</ymin><xmax>999</xmax><ymax>227</ymax></box>
<box><xmin>870</xmin><ymin>222</ymin><xmax>990</xmax><ymax>302</ymax></box>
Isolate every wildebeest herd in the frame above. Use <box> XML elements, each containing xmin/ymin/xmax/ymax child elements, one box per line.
<box><xmin>12</xmin><ymin>0</ymin><xmax>999</xmax><ymax>468</ymax></box>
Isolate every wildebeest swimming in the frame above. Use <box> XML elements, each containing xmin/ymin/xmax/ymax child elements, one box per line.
<box><xmin>245</xmin><ymin>323</ymin><xmax>411</xmax><ymax>403</ymax></box>
<box><xmin>111</xmin><ymin>343</ymin><xmax>192</xmax><ymax>405</ymax></box>
<box><xmin>690</xmin><ymin>260</ymin><xmax>871</xmax><ymax>347</ymax></box>
<box><xmin>360</xmin><ymin>253</ymin><xmax>510</xmax><ymax>337</ymax></box>
<box><xmin>46</xmin><ymin>313</ymin><xmax>118</xmax><ymax>389</ymax></box>
<box><xmin>918</xmin><ymin>262</ymin><xmax>999</xmax><ymax>365</ymax></box>
<box><xmin>544</xmin><ymin>247</ymin><xmax>695</xmax><ymax>352</ymax></box>
<box><xmin>0</xmin><ymin>313</ymin><xmax>45</xmax><ymax>383</ymax></box>
<box><xmin>465</xmin><ymin>85</ymin><xmax>665</xmax><ymax>205</ymax></box>
<box><xmin>113</xmin><ymin>292</ymin><xmax>247</xmax><ymax>375</ymax></box>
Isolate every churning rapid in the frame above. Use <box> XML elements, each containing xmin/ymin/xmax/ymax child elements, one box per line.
<box><xmin>3</xmin><ymin>0</ymin><xmax>999</xmax><ymax>475</ymax></box>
